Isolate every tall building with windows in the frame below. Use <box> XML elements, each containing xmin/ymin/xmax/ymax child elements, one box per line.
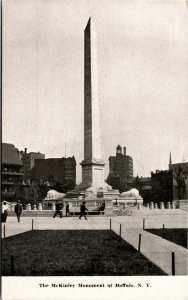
<box><xmin>2</xmin><ymin>143</ymin><xmax>23</xmax><ymax>201</ymax></box>
<box><xmin>31</xmin><ymin>156</ymin><xmax>76</xmax><ymax>191</ymax></box>
<box><xmin>19</xmin><ymin>148</ymin><xmax>45</xmax><ymax>182</ymax></box>
<box><xmin>109</xmin><ymin>145</ymin><xmax>133</xmax><ymax>178</ymax></box>
<box><xmin>106</xmin><ymin>145</ymin><xmax>133</xmax><ymax>191</ymax></box>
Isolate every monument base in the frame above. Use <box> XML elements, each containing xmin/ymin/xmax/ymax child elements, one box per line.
<box><xmin>77</xmin><ymin>159</ymin><xmax>107</xmax><ymax>191</ymax></box>
<box><xmin>63</xmin><ymin>187</ymin><xmax>119</xmax><ymax>216</ymax></box>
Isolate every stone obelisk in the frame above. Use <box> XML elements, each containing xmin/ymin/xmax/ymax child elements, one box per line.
<box><xmin>79</xmin><ymin>18</ymin><xmax>105</xmax><ymax>191</ymax></box>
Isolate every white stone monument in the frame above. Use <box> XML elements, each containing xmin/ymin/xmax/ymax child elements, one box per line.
<box><xmin>77</xmin><ymin>18</ymin><xmax>110</xmax><ymax>193</ymax></box>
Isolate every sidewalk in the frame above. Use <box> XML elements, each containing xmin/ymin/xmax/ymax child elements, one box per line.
<box><xmin>110</xmin><ymin>212</ymin><xmax>187</xmax><ymax>275</ymax></box>
<box><xmin>111</xmin><ymin>223</ymin><xmax>187</xmax><ymax>275</ymax></box>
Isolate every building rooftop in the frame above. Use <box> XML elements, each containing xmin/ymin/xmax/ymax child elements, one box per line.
<box><xmin>116</xmin><ymin>145</ymin><xmax>122</xmax><ymax>150</ymax></box>
<box><xmin>29</xmin><ymin>152</ymin><xmax>44</xmax><ymax>155</ymax></box>
<box><xmin>2</xmin><ymin>143</ymin><xmax>23</xmax><ymax>166</ymax></box>
<box><xmin>170</xmin><ymin>162</ymin><xmax>188</xmax><ymax>167</ymax></box>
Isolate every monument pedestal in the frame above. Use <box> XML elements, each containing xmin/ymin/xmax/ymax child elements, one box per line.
<box><xmin>78</xmin><ymin>159</ymin><xmax>106</xmax><ymax>191</ymax></box>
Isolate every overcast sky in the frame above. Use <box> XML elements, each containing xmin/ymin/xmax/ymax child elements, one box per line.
<box><xmin>3</xmin><ymin>0</ymin><xmax>188</xmax><ymax>182</ymax></box>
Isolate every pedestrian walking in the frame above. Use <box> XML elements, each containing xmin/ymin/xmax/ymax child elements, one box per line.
<box><xmin>66</xmin><ymin>203</ymin><xmax>69</xmax><ymax>217</ymax></box>
<box><xmin>98</xmin><ymin>201</ymin><xmax>105</xmax><ymax>213</ymax></box>
<box><xmin>15</xmin><ymin>200</ymin><xmax>23</xmax><ymax>223</ymax></box>
<box><xmin>53</xmin><ymin>202</ymin><xmax>63</xmax><ymax>218</ymax></box>
<box><xmin>79</xmin><ymin>201</ymin><xmax>88</xmax><ymax>220</ymax></box>
<box><xmin>1</xmin><ymin>201</ymin><xmax>9</xmax><ymax>223</ymax></box>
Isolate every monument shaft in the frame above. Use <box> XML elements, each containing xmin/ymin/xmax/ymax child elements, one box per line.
<box><xmin>80</xmin><ymin>18</ymin><xmax>105</xmax><ymax>190</ymax></box>
<box><xmin>84</xmin><ymin>18</ymin><xmax>101</xmax><ymax>161</ymax></box>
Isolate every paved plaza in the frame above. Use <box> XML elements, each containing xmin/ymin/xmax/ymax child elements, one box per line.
<box><xmin>2</xmin><ymin>208</ymin><xmax>188</xmax><ymax>275</ymax></box>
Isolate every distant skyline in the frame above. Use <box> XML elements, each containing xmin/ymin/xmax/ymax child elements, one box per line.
<box><xmin>3</xmin><ymin>0</ymin><xmax>188</xmax><ymax>183</ymax></box>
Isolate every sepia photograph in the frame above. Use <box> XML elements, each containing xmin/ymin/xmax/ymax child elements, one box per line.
<box><xmin>1</xmin><ymin>0</ymin><xmax>188</xmax><ymax>299</ymax></box>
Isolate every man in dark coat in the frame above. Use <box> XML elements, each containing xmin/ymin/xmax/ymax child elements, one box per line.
<box><xmin>66</xmin><ymin>203</ymin><xmax>69</xmax><ymax>217</ymax></box>
<box><xmin>79</xmin><ymin>201</ymin><xmax>88</xmax><ymax>220</ymax></box>
<box><xmin>15</xmin><ymin>200</ymin><xmax>22</xmax><ymax>223</ymax></box>
<box><xmin>53</xmin><ymin>202</ymin><xmax>63</xmax><ymax>218</ymax></box>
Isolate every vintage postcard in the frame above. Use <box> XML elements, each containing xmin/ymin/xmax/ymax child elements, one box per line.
<box><xmin>1</xmin><ymin>0</ymin><xmax>188</xmax><ymax>299</ymax></box>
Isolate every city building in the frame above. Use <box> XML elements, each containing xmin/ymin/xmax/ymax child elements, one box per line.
<box><xmin>2</xmin><ymin>143</ymin><xmax>23</xmax><ymax>202</ymax></box>
<box><xmin>151</xmin><ymin>170</ymin><xmax>173</xmax><ymax>205</ymax></box>
<box><xmin>168</xmin><ymin>154</ymin><xmax>188</xmax><ymax>199</ymax></box>
<box><xmin>31</xmin><ymin>157</ymin><xmax>76</xmax><ymax>191</ymax></box>
<box><xmin>169</xmin><ymin>161</ymin><xmax>188</xmax><ymax>174</ymax></box>
<box><xmin>19</xmin><ymin>148</ymin><xmax>45</xmax><ymax>182</ymax></box>
<box><xmin>106</xmin><ymin>145</ymin><xmax>133</xmax><ymax>191</ymax></box>
<box><xmin>128</xmin><ymin>176</ymin><xmax>152</xmax><ymax>205</ymax></box>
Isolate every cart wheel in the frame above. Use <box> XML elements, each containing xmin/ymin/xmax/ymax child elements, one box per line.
<box><xmin>117</xmin><ymin>210</ymin><xmax>122</xmax><ymax>216</ymax></box>
<box><xmin>126</xmin><ymin>209</ymin><xmax>132</xmax><ymax>216</ymax></box>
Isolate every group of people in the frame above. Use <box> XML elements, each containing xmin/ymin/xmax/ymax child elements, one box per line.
<box><xmin>2</xmin><ymin>200</ymin><xmax>102</xmax><ymax>222</ymax></box>
<box><xmin>53</xmin><ymin>202</ymin><xmax>70</xmax><ymax>218</ymax></box>
<box><xmin>1</xmin><ymin>200</ymin><xmax>23</xmax><ymax>223</ymax></box>
<box><xmin>53</xmin><ymin>201</ymin><xmax>88</xmax><ymax>220</ymax></box>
